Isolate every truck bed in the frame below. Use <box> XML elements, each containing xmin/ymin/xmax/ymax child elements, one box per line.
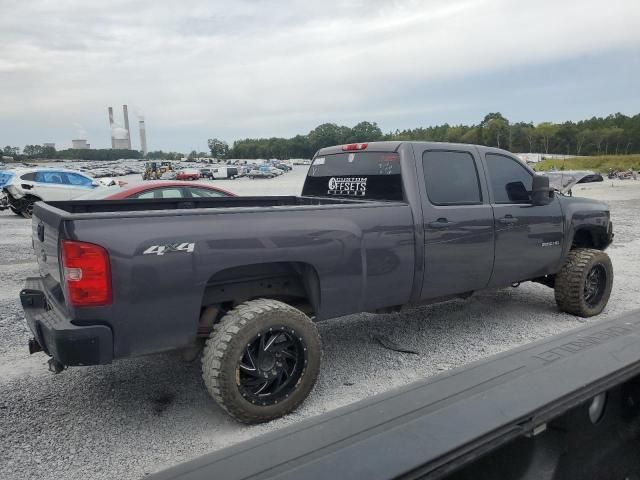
<box><xmin>45</xmin><ymin>195</ymin><xmax>378</xmax><ymax>215</ymax></box>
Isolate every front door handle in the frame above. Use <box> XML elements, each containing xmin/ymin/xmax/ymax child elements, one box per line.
<box><xmin>498</xmin><ymin>215</ymin><xmax>519</xmax><ymax>224</ymax></box>
<box><xmin>428</xmin><ymin>218</ymin><xmax>457</xmax><ymax>229</ymax></box>
<box><xmin>21</xmin><ymin>183</ymin><xmax>34</xmax><ymax>190</ymax></box>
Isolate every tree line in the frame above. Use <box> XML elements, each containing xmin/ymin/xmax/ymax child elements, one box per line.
<box><xmin>4</xmin><ymin>112</ymin><xmax>638</xmax><ymax>162</ymax></box>
<box><xmin>3</xmin><ymin>145</ymin><xmax>143</xmax><ymax>161</ymax></box>
<box><xmin>207</xmin><ymin>112</ymin><xmax>640</xmax><ymax>159</ymax></box>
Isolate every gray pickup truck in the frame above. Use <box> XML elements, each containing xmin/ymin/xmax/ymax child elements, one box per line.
<box><xmin>20</xmin><ymin>141</ymin><xmax>614</xmax><ymax>423</ymax></box>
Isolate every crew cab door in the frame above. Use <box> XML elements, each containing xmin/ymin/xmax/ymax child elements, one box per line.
<box><xmin>481</xmin><ymin>152</ymin><xmax>564</xmax><ymax>287</ymax></box>
<box><xmin>416</xmin><ymin>147</ymin><xmax>495</xmax><ymax>299</ymax></box>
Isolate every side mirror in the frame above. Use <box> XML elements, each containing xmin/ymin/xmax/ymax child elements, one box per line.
<box><xmin>531</xmin><ymin>174</ymin><xmax>553</xmax><ymax>206</ymax></box>
<box><xmin>91</xmin><ymin>180</ymin><xmax>100</xmax><ymax>188</ymax></box>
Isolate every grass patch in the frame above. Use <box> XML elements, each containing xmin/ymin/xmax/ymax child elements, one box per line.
<box><xmin>533</xmin><ymin>155</ymin><xmax>640</xmax><ymax>172</ymax></box>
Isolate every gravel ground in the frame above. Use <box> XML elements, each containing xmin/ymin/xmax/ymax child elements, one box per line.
<box><xmin>1</xmin><ymin>172</ymin><xmax>640</xmax><ymax>480</ymax></box>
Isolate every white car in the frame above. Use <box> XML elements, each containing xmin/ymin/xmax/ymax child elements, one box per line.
<box><xmin>0</xmin><ymin>167</ymin><xmax>101</xmax><ymax>218</ymax></box>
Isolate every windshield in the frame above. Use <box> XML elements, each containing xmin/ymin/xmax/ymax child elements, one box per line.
<box><xmin>302</xmin><ymin>151</ymin><xmax>403</xmax><ymax>201</ymax></box>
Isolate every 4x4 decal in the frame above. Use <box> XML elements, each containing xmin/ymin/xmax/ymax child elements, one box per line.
<box><xmin>143</xmin><ymin>242</ymin><xmax>195</xmax><ymax>256</ymax></box>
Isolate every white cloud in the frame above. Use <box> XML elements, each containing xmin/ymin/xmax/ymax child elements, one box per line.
<box><xmin>0</xmin><ymin>0</ymin><xmax>638</xmax><ymax>149</ymax></box>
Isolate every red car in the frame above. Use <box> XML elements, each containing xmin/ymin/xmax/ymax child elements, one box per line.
<box><xmin>77</xmin><ymin>181</ymin><xmax>235</xmax><ymax>200</ymax></box>
<box><xmin>176</xmin><ymin>169</ymin><xmax>201</xmax><ymax>181</ymax></box>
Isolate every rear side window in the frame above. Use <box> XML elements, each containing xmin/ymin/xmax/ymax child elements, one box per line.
<box><xmin>135</xmin><ymin>188</ymin><xmax>184</xmax><ymax>199</ymax></box>
<box><xmin>485</xmin><ymin>154</ymin><xmax>533</xmax><ymax>204</ymax></box>
<box><xmin>188</xmin><ymin>188</ymin><xmax>227</xmax><ymax>198</ymax></box>
<box><xmin>422</xmin><ymin>151</ymin><xmax>482</xmax><ymax>205</ymax></box>
<box><xmin>302</xmin><ymin>151</ymin><xmax>403</xmax><ymax>201</ymax></box>
<box><xmin>35</xmin><ymin>171</ymin><xmax>67</xmax><ymax>184</ymax></box>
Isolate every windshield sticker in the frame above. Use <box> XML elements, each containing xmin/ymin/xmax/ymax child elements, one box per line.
<box><xmin>328</xmin><ymin>177</ymin><xmax>367</xmax><ymax>196</ymax></box>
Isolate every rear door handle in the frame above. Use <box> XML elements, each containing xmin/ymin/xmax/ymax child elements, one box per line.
<box><xmin>498</xmin><ymin>215</ymin><xmax>519</xmax><ymax>224</ymax></box>
<box><xmin>428</xmin><ymin>218</ymin><xmax>457</xmax><ymax>229</ymax></box>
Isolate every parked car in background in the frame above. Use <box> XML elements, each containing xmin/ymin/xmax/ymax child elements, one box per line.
<box><xmin>76</xmin><ymin>181</ymin><xmax>235</xmax><ymax>200</ymax></box>
<box><xmin>160</xmin><ymin>171</ymin><xmax>177</xmax><ymax>180</ymax></box>
<box><xmin>199</xmin><ymin>168</ymin><xmax>213</xmax><ymax>179</ymax></box>
<box><xmin>273</xmin><ymin>162</ymin><xmax>292</xmax><ymax>171</ymax></box>
<box><xmin>247</xmin><ymin>164</ymin><xmax>275</xmax><ymax>179</ymax></box>
<box><xmin>176</xmin><ymin>169</ymin><xmax>200</xmax><ymax>181</ymax></box>
<box><xmin>0</xmin><ymin>167</ymin><xmax>100</xmax><ymax>218</ymax></box>
<box><xmin>210</xmin><ymin>166</ymin><xmax>239</xmax><ymax>179</ymax></box>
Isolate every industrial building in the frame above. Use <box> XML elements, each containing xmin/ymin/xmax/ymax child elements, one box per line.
<box><xmin>108</xmin><ymin>104</ymin><xmax>147</xmax><ymax>153</ymax></box>
<box><xmin>72</xmin><ymin>139</ymin><xmax>89</xmax><ymax>149</ymax></box>
<box><xmin>108</xmin><ymin>105</ymin><xmax>131</xmax><ymax>150</ymax></box>
<box><xmin>138</xmin><ymin>118</ymin><xmax>147</xmax><ymax>155</ymax></box>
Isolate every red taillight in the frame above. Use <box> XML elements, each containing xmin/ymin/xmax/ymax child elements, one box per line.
<box><xmin>342</xmin><ymin>143</ymin><xmax>368</xmax><ymax>151</ymax></box>
<box><xmin>61</xmin><ymin>240</ymin><xmax>112</xmax><ymax>307</ymax></box>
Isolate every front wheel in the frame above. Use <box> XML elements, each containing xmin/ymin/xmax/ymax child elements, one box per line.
<box><xmin>554</xmin><ymin>248</ymin><xmax>613</xmax><ymax>317</ymax></box>
<box><xmin>20</xmin><ymin>198</ymin><xmax>36</xmax><ymax>219</ymax></box>
<box><xmin>202</xmin><ymin>299</ymin><xmax>322</xmax><ymax>423</ymax></box>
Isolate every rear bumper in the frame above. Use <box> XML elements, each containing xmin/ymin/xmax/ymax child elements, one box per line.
<box><xmin>20</xmin><ymin>277</ymin><xmax>113</xmax><ymax>366</ymax></box>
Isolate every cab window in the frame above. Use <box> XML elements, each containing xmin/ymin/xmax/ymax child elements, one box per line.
<box><xmin>485</xmin><ymin>154</ymin><xmax>533</xmax><ymax>204</ymax></box>
<box><xmin>422</xmin><ymin>150</ymin><xmax>482</xmax><ymax>205</ymax></box>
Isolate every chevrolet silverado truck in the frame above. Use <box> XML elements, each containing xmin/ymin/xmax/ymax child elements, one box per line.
<box><xmin>20</xmin><ymin>141</ymin><xmax>614</xmax><ymax>423</ymax></box>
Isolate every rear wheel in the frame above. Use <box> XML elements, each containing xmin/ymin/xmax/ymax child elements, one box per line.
<box><xmin>202</xmin><ymin>299</ymin><xmax>321</xmax><ymax>423</ymax></box>
<box><xmin>554</xmin><ymin>248</ymin><xmax>613</xmax><ymax>317</ymax></box>
<box><xmin>20</xmin><ymin>198</ymin><xmax>36</xmax><ymax>219</ymax></box>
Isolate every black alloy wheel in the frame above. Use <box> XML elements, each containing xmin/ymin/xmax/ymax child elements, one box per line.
<box><xmin>238</xmin><ymin>328</ymin><xmax>306</xmax><ymax>405</ymax></box>
<box><xmin>584</xmin><ymin>264</ymin><xmax>607</xmax><ymax>307</ymax></box>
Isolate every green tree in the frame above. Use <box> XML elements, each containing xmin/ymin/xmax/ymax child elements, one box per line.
<box><xmin>308</xmin><ymin>123</ymin><xmax>346</xmax><ymax>152</ymax></box>
<box><xmin>536</xmin><ymin>122</ymin><xmax>560</xmax><ymax>154</ymax></box>
<box><xmin>347</xmin><ymin>121</ymin><xmax>383</xmax><ymax>143</ymax></box>
<box><xmin>207</xmin><ymin>138</ymin><xmax>229</xmax><ymax>159</ymax></box>
<box><xmin>482</xmin><ymin>117</ymin><xmax>509</xmax><ymax>148</ymax></box>
<box><xmin>575</xmin><ymin>129</ymin><xmax>592</xmax><ymax>156</ymax></box>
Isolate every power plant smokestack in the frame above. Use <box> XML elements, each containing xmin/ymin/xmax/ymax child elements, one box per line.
<box><xmin>122</xmin><ymin>105</ymin><xmax>131</xmax><ymax>149</ymax></box>
<box><xmin>139</xmin><ymin>119</ymin><xmax>147</xmax><ymax>156</ymax></box>
<box><xmin>108</xmin><ymin>107</ymin><xmax>115</xmax><ymax>149</ymax></box>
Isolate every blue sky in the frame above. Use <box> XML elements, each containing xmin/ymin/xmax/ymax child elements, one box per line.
<box><xmin>1</xmin><ymin>0</ymin><xmax>639</xmax><ymax>152</ymax></box>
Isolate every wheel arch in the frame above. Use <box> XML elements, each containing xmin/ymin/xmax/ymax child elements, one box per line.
<box><xmin>201</xmin><ymin>261</ymin><xmax>321</xmax><ymax>316</ymax></box>
<box><xmin>569</xmin><ymin>225</ymin><xmax>610</xmax><ymax>251</ymax></box>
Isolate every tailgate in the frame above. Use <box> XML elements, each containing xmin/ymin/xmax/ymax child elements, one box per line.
<box><xmin>31</xmin><ymin>202</ymin><xmax>65</xmax><ymax>292</ymax></box>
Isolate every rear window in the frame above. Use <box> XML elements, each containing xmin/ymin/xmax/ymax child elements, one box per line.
<box><xmin>302</xmin><ymin>151</ymin><xmax>403</xmax><ymax>201</ymax></box>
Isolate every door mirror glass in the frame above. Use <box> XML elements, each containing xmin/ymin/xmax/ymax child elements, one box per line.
<box><xmin>531</xmin><ymin>174</ymin><xmax>553</xmax><ymax>206</ymax></box>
